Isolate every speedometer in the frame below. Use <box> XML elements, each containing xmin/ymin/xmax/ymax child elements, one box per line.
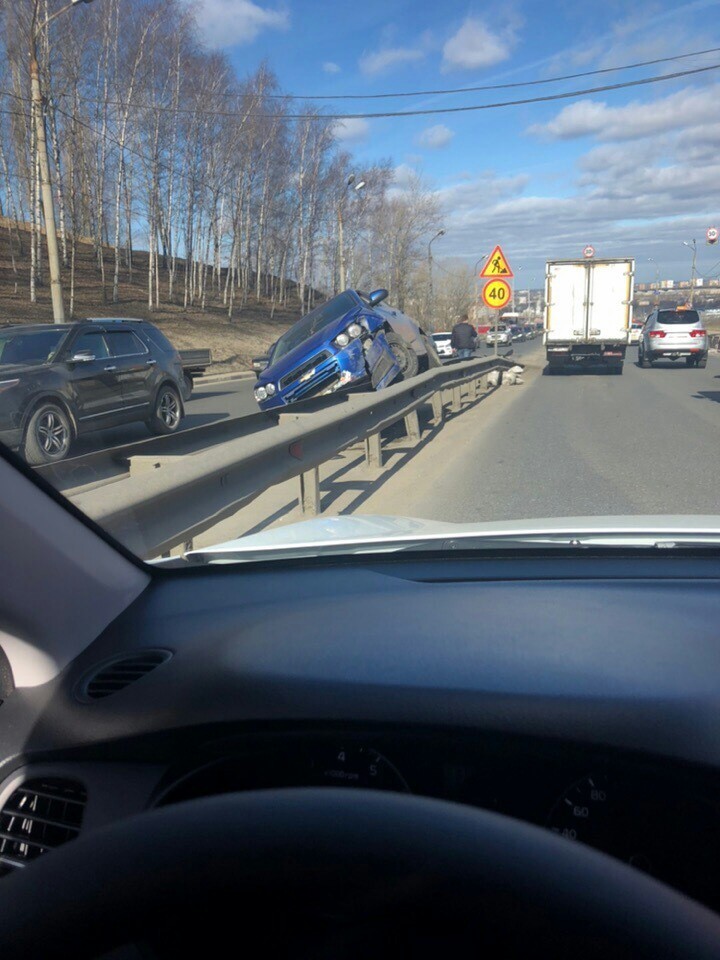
<box><xmin>310</xmin><ymin>746</ymin><xmax>409</xmax><ymax>793</ymax></box>
<box><xmin>547</xmin><ymin>774</ymin><xmax>612</xmax><ymax>847</ymax></box>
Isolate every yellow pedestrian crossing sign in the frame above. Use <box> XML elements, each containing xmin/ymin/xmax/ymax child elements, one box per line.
<box><xmin>480</xmin><ymin>245</ymin><xmax>513</xmax><ymax>279</ymax></box>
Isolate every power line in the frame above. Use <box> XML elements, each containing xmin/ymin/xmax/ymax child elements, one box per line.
<box><xmin>266</xmin><ymin>45</ymin><xmax>720</xmax><ymax>100</ymax></box>
<box><xmin>3</xmin><ymin>60</ymin><xmax>718</xmax><ymax>121</ymax></box>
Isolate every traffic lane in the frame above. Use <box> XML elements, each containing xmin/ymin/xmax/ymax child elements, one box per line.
<box><xmin>69</xmin><ymin>376</ymin><xmax>257</xmax><ymax>456</ymax></box>
<box><xmin>400</xmin><ymin>346</ymin><xmax>720</xmax><ymax>523</ymax></box>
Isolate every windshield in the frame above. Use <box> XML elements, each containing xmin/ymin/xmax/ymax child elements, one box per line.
<box><xmin>272</xmin><ymin>293</ymin><xmax>359</xmax><ymax>362</ymax></box>
<box><xmin>2</xmin><ymin>0</ymin><xmax>720</xmax><ymax>565</ymax></box>
<box><xmin>0</xmin><ymin>329</ymin><xmax>66</xmax><ymax>366</ymax></box>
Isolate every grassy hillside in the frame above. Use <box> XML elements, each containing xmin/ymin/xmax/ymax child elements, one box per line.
<box><xmin>0</xmin><ymin>224</ymin><xmax>304</xmax><ymax>370</ymax></box>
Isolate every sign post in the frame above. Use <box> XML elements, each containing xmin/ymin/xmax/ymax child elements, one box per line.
<box><xmin>482</xmin><ymin>278</ymin><xmax>512</xmax><ymax>357</ymax></box>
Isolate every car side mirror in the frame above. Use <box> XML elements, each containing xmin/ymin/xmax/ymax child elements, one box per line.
<box><xmin>252</xmin><ymin>356</ymin><xmax>269</xmax><ymax>375</ymax></box>
<box><xmin>70</xmin><ymin>350</ymin><xmax>95</xmax><ymax>363</ymax></box>
<box><xmin>367</xmin><ymin>289</ymin><xmax>389</xmax><ymax>307</ymax></box>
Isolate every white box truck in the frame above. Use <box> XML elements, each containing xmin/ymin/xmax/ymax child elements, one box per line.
<box><xmin>544</xmin><ymin>258</ymin><xmax>634</xmax><ymax>374</ymax></box>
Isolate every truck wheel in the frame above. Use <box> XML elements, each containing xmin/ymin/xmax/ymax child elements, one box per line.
<box><xmin>610</xmin><ymin>364</ymin><xmax>623</xmax><ymax>375</ymax></box>
<box><xmin>385</xmin><ymin>332</ymin><xmax>419</xmax><ymax>380</ymax></box>
<box><xmin>23</xmin><ymin>401</ymin><xmax>73</xmax><ymax>465</ymax></box>
<box><xmin>147</xmin><ymin>384</ymin><xmax>183</xmax><ymax>436</ymax></box>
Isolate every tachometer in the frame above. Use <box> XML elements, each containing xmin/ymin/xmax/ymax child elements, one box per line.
<box><xmin>310</xmin><ymin>746</ymin><xmax>409</xmax><ymax>792</ymax></box>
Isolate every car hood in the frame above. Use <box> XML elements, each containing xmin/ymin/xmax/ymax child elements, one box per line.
<box><xmin>258</xmin><ymin>306</ymin><xmax>365</xmax><ymax>385</ymax></box>
<box><xmin>183</xmin><ymin>514</ymin><xmax>720</xmax><ymax>563</ymax></box>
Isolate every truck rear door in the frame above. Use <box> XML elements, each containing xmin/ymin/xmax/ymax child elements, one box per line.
<box><xmin>546</xmin><ymin>263</ymin><xmax>587</xmax><ymax>341</ymax></box>
<box><xmin>587</xmin><ymin>261</ymin><xmax>633</xmax><ymax>341</ymax></box>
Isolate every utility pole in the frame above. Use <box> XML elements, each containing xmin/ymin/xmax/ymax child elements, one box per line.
<box><xmin>338</xmin><ymin>173</ymin><xmax>365</xmax><ymax>291</ymax></box>
<box><xmin>427</xmin><ymin>228</ymin><xmax>445</xmax><ymax>324</ymax></box>
<box><xmin>29</xmin><ymin>0</ymin><xmax>96</xmax><ymax>323</ymax></box>
<box><xmin>682</xmin><ymin>240</ymin><xmax>697</xmax><ymax>306</ymax></box>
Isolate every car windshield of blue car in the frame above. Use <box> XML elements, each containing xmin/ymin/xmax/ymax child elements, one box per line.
<box><xmin>271</xmin><ymin>293</ymin><xmax>359</xmax><ymax>363</ymax></box>
<box><xmin>0</xmin><ymin>329</ymin><xmax>66</xmax><ymax>366</ymax></box>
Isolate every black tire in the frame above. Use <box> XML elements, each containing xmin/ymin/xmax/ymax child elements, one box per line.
<box><xmin>23</xmin><ymin>401</ymin><xmax>73</xmax><ymax>466</ymax></box>
<box><xmin>697</xmin><ymin>356</ymin><xmax>708</xmax><ymax>369</ymax></box>
<box><xmin>182</xmin><ymin>372</ymin><xmax>194</xmax><ymax>399</ymax></box>
<box><xmin>639</xmin><ymin>347</ymin><xmax>651</xmax><ymax>368</ymax></box>
<box><xmin>609</xmin><ymin>364</ymin><xmax>623</xmax><ymax>375</ymax></box>
<box><xmin>147</xmin><ymin>384</ymin><xmax>183</xmax><ymax>435</ymax></box>
<box><xmin>385</xmin><ymin>332</ymin><xmax>419</xmax><ymax>380</ymax></box>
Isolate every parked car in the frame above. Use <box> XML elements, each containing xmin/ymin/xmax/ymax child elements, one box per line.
<box><xmin>638</xmin><ymin>307</ymin><xmax>707</xmax><ymax>368</ymax></box>
<box><xmin>629</xmin><ymin>322</ymin><xmax>644</xmax><ymax>345</ymax></box>
<box><xmin>253</xmin><ymin>289</ymin><xmax>440</xmax><ymax>410</ymax></box>
<box><xmin>522</xmin><ymin>325</ymin><xmax>535</xmax><ymax>340</ymax></box>
<box><xmin>486</xmin><ymin>324</ymin><xmax>512</xmax><ymax>346</ymax></box>
<box><xmin>0</xmin><ymin>318</ymin><xmax>185</xmax><ymax>465</ymax></box>
<box><xmin>431</xmin><ymin>331</ymin><xmax>454</xmax><ymax>358</ymax></box>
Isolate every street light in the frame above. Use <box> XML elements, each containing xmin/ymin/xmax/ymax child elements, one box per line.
<box><xmin>473</xmin><ymin>253</ymin><xmax>488</xmax><ymax>325</ymax></box>
<box><xmin>648</xmin><ymin>257</ymin><xmax>660</xmax><ymax>304</ymax></box>
<box><xmin>682</xmin><ymin>240</ymin><xmax>697</xmax><ymax>306</ymax></box>
<box><xmin>338</xmin><ymin>174</ymin><xmax>365</xmax><ymax>291</ymax></box>
<box><xmin>30</xmin><ymin>0</ymin><xmax>97</xmax><ymax>323</ymax></box>
<box><xmin>427</xmin><ymin>229</ymin><xmax>446</xmax><ymax>321</ymax></box>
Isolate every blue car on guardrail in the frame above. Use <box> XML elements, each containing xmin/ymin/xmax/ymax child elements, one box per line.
<box><xmin>253</xmin><ymin>289</ymin><xmax>440</xmax><ymax>410</ymax></box>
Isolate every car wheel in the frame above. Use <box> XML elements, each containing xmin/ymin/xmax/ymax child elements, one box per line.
<box><xmin>23</xmin><ymin>402</ymin><xmax>73</xmax><ymax>466</ymax></box>
<box><xmin>385</xmin><ymin>332</ymin><xmax>419</xmax><ymax>380</ymax></box>
<box><xmin>182</xmin><ymin>373</ymin><xmax>194</xmax><ymax>399</ymax></box>
<box><xmin>697</xmin><ymin>356</ymin><xmax>708</xmax><ymax>369</ymax></box>
<box><xmin>639</xmin><ymin>346</ymin><xmax>651</xmax><ymax>368</ymax></box>
<box><xmin>147</xmin><ymin>384</ymin><xmax>183</xmax><ymax>435</ymax></box>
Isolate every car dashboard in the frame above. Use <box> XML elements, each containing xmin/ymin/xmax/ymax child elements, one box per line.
<box><xmin>1</xmin><ymin>551</ymin><xmax>720</xmax><ymax>914</ymax></box>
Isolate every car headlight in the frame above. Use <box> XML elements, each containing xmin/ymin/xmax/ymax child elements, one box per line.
<box><xmin>265</xmin><ymin>383</ymin><xmax>276</xmax><ymax>396</ymax></box>
<box><xmin>334</xmin><ymin>322</ymin><xmax>364</xmax><ymax>349</ymax></box>
<box><xmin>347</xmin><ymin>323</ymin><xmax>362</xmax><ymax>338</ymax></box>
<box><xmin>254</xmin><ymin>386</ymin><xmax>268</xmax><ymax>401</ymax></box>
<box><xmin>335</xmin><ymin>332</ymin><xmax>350</xmax><ymax>348</ymax></box>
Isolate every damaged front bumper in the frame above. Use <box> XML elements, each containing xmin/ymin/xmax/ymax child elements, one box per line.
<box><xmin>257</xmin><ymin>332</ymin><xmax>401</xmax><ymax>410</ymax></box>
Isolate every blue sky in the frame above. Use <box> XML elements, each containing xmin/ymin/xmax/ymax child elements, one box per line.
<box><xmin>193</xmin><ymin>0</ymin><xmax>720</xmax><ymax>284</ymax></box>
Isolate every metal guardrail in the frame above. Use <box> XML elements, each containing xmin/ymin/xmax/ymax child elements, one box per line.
<box><xmin>70</xmin><ymin>355</ymin><xmax>517</xmax><ymax>559</ymax></box>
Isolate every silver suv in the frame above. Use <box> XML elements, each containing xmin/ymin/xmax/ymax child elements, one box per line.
<box><xmin>486</xmin><ymin>324</ymin><xmax>512</xmax><ymax>346</ymax></box>
<box><xmin>639</xmin><ymin>308</ymin><xmax>707</xmax><ymax>368</ymax></box>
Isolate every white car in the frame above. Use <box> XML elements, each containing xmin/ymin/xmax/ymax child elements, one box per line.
<box><xmin>486</xmin><ymin>325</ymin><xmax>512</xmax><ymax>346</ymax></box>
<box><xmin>629</xmin><ymin>322</ymin><xmax>643</xmax><ymax>344</ymax></box>
<box><xmin>431</xmin><ymin>332</ymin><xmax>454</xmax><ymax>358</ymax></box>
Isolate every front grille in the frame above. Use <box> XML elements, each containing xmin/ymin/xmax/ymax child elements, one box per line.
<box><xmin>0</xmin><ymin>778</ymin><xmax>86</xmax><ymax>874</ymax></box>
<box><xmin>285</xmin><ymin>364</ymin><xmax>340</xmax><ymax>402</ymax></box>
<box><xmin>280</xmin><ymin>352</ymin><xmax>332</xmax><ymax>390</ymax></box>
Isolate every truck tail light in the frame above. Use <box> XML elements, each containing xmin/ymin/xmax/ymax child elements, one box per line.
<box><xmin>690</xmin><ymin>329</ymin><xmax>706</xmax><ymax>338</ymax></box>
<box><xmin>649</xmin><ymin>330</ymin><xmax>666</xmax><ymax>338</ymax></box>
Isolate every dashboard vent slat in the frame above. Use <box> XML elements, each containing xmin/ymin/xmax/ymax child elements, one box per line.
<box><xmin>77</xmin><ymin>649</ymin><xmax>172</xmax><ymax>702</ymax></box>
<box><xmin>0</xmin><ymin>778</ymin><xmax>86</xmax><ymax>876</ymax></box>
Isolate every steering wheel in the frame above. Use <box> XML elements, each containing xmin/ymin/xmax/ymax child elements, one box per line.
<box><xmin>1</xmin><ymin>789</ymin><xmax>719</xmax><ymax>958</ymax></box>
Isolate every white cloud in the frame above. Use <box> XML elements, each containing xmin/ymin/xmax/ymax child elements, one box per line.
<box><xmin>196</xmin><ymin>0</ymin><xmax>288</xmax><ymax>49</ymax></box>
<box><xmin>334</xmin><ymin>118</ymin><xmax>370</xmax><ymax>143</ymax></box>
<box><xmin>416</xmin><ymin>124</ymin><xmax>455</xmax><ymax>149</ymax></box>
<box><xmin>442</xmin><ymin>16</ymin><xmax>521</xmax><ymax>72</ymax></box>
<box><xmin>323</xmin><ymin>62</ymin><xmax>341</xmax><ymax>74</ymax></box>
<box><xmin>528</xmin><ymin>85</ymin><xmax>720</xmax><ymax>143</ymax></box>
<box><xmin>392</xmin><ymin>164</ymin><xmax>418</xmax><ymax>189</ymax></box>
<box><xmin>360</xmin><ymin>46</ymin><xmax>425</xmax><ymax>75</ymax></box>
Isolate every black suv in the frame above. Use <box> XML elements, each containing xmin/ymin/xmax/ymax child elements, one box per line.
<box><xmin>0</xmin><ymin>318</ymin><xmax>185</xmax><ymax>465</ymax></box>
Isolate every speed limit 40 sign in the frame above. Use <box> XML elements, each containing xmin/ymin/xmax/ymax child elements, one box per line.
<box><xmin>482</xmin><ymin>278</ymin><xmax>511</xmax><ymax>309</ymax></box>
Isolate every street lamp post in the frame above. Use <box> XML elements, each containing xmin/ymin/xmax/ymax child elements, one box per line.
<box><xmin>682</xmin><ymin>240</ymin><xmax>698</xmax><ymax>306</ymax></box>
<box><xmin>338</xmin><ymin>173</ymin><xmax>365</xmax><ymax>291</ymax></box>
<box><xmin>648</xmin><ymin>257</ymin><xmax>660</xmax><ymax>304</ymax></box>
<box><xmin>30</xmin><ymin>0</ymin><xmax>95</xmax><ymax>323</ymax></box>
<box><xmin>427</xmin><ymin>229</ymin><xmax>445</xmax><ymax>322</ymax></box>
<box><xmin>473</xmin><ymin>253</ymin><xmax>488</xmax><ymax>324</ymax></box>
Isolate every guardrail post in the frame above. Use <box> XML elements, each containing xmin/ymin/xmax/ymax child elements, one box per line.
<box><xmin>452</xmin><ymin>385</ymin><xmax>463</xmax><ymax>413</ymax></box>
<box><xmin>431</xmin><ymin>391</ymin><xmax>444</xmax><ymax>424</ymax></box>
<box><xmin>365</xmin><ymin>432</ymin><xmax>384</xmax><ymax>469</ymax></box>
<box><xmin>467</xmin><ymin>378</ymin><xmax>478</xmax><ymax>402</ymax></box>
<box><xmin>404</xmin><ymin>410</ymin><xmax>421</xmax><ymax>442</ymax></box>
<box><xmin>299</xmin><ymin>467</ymin><xmax>320</xmax><ymax>516</ymax></box>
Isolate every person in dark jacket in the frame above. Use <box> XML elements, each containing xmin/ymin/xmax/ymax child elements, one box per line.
<box><xmin>450</xmin><ymin>315</ymin><xmax>477</xmax><ymax>359</ymax></box>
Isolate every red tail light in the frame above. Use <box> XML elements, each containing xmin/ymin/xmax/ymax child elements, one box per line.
<box><xmin>690</xmin><ymin>329</ymin><xmax>706</xmax><ymax>338</ymax></box>
<box><xmin>649</xmin><ymin>330</ymin><xmax>666</xmax><ymax>338</ymax></box>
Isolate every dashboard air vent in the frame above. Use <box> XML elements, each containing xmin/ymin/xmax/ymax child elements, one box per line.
<box><xmin>0</xmin><ymin>778</ymin><xmax>86</xmax><ymax>875</ymax></box>
<box><xmin>78</xmin><ymin>649</ymin><xmax>172</xmax><ymax>702</ymax></box>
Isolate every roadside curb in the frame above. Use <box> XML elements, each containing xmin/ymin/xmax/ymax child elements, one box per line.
<box><xmin>196</xmin><ymin>370</ymin><xmax>255</xmax><ymax>384</ymax></box>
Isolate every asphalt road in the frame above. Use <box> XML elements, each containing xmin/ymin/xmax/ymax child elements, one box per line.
<box><xmin>402</xmin><ymin>343</ymin><xmax>720</xmax><ymax>522</ymax></box>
